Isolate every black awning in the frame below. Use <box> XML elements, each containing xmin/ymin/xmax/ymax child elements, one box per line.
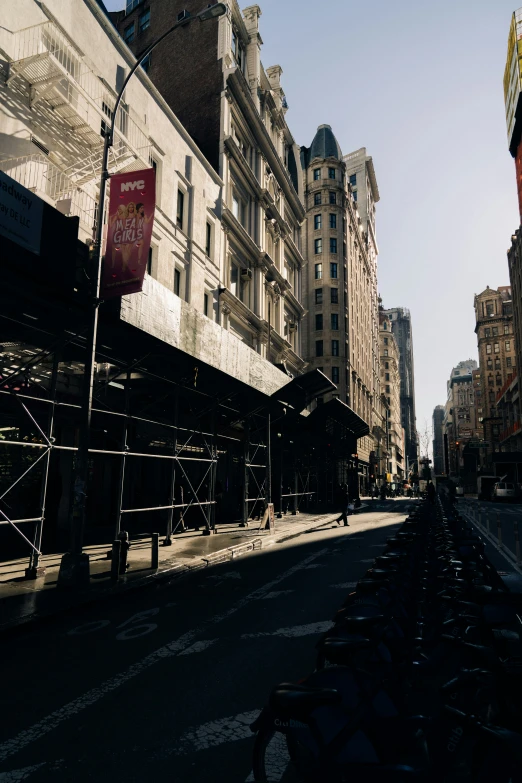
<box><xmin>307</xmin><ymin>398</ymin><xmax>370</xmax><ymax>438</ymax></box>
<box><xmin>271</xmin><ymin>369</ymin><xmax>336</xmax><ymax>412</ymax></box>
<box><xmin>492</xmin><ymin>452</ymin><xmax>522</xmax><ymax>464</ymax></box>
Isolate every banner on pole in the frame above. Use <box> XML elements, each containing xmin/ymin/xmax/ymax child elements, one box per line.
<box><xmin>101</xmin><ymin>168</ymin><xmax>155</xmax><ymax>299</ymax></box>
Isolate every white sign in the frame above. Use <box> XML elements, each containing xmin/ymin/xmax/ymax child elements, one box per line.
<box><xmin>0</xmin><ymin>171</ymin><xmax>43</xmax><ymax>255</ymax></box>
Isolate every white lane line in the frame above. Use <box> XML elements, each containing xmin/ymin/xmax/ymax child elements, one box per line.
<box><xmin>173</xmin><ymin>709</ymin><xmax>260</xmax><ymax>755</ymax></box>
<box><xmin>259</xmin><ymin>590</ymin><xmax>294</xmax><ymax>600</ymax></box>
<box><xmin>0</xmin><ymin>763</ymin><xmax>46</xmax><ymax>781</ymax></box>
<box><xmin>0</xmin><ymin>548</ymin><xmax>327</xmax><ymax>765</ymax></box>
<box><xmin>178</xmin><ymin>639</ymin><xmax>217</xmax><ymax>656</ymax></box>
<box><xmin>331</xmin><ymin>582</ymin><xmax>357</xmax><ymax>589</ymax></box>
<box><xmin>242</xmin><ymin>620</ymin><xmax>333</xmax><ymax>639</ymax></box>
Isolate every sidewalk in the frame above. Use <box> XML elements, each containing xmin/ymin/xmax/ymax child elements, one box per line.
<box><xmin>0</xmin><ymin>511</ymin><xmax>342</xmax><ymax>636</ymax></box>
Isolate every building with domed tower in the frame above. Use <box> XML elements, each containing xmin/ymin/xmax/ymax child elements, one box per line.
<box><xmin>301</xmin><ymin>125</ymin><xmax>382</xmax><ymax>494</ymax></box>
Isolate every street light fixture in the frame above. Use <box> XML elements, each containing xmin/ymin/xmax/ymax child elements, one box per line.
<box><xmin>58</xmin><ymin>2</ymin><xmax>227</xmax><ymax>587</ymax></box>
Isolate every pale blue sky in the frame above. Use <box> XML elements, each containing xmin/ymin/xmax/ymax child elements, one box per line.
<box><xmin>106</xmin><ymin>0</ymin><xmax>520</xmax><ymax>440</ymax></box>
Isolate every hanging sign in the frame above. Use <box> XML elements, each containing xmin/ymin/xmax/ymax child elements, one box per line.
<box><xmin>0</xmin><ymin>171</ymin><xmax>43</xmax><ymax>255</ymax></box>
<box><xmin>101</xmin><ymin>167</ymin><xmax>155</xmax><ymax>299</ymax></box>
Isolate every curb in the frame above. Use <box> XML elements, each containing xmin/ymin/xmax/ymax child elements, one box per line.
<box><xmin>0</xmin><ymin>516</ymin><xmax>339</xmax><ymax>639</ymax></box>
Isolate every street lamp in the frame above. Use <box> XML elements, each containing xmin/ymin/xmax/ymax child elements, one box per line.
<box><xmin>58</xmin><ymin>3</ymin><xmax>227</xmax><ymax>587</ymax></box>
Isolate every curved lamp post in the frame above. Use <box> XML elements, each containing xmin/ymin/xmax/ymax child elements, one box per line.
<box><xmin>60</xmin><ymin>3</ymin><xmax>227</xmax><ymax>586</ymax></box>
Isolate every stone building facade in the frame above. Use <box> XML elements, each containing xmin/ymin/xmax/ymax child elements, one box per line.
<box><xmin>432</xmin><ymin>405</ymin><xmax>445</xmax><ymax>475</ymax></box>
<box><xmin>474</xmin><ymin>286</ymin><xmax>515</xmax><ymax>463</ymax></box>
<box><xmin>380</xmin><ymin>311</ymin><xmax>404</xmax><ymax>485</ymax></box>
<box><xmin>443</xmin><ymin>360</ymin><xmax>477</xmax><ymax>476</ymax></box>
<box><xmin>382</xmin><ymin>307</ymin><xmax>418</xmax><ymax>468</ymax></box>
<box><xmin>112</xmin><ymin>0</ymin><xmax>307</xmax><ymax>377</ymax></box>
<box><xmin>300</xmin><ymin>126</ymin><xmax>381</xmax><ymax>492</ymax></box>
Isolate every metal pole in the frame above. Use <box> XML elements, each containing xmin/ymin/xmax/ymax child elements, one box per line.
<box><xmin>26</xmin><ymin>347</ymin><xmax>60</xmax><ymax>579</ymax></box>
<box><xmin>151</xmin><ymin>532</ymin><xmax>159</xmax><ymax>569</ymax></box>
<box><xmin>164</xmin><ymin>390</ymin><xmax>179</xmax><ymax>543</ymax></box>
<box><xmin>115</xmin><ymin>370</ymin><xmax>131</xmax><ymax>541</ymax></box>
<box><xmin>209</xmin><ymin>403</ymin><xmax>217</xmax><ymax>534</ymax></box>
<box><xmin>240</xmin><ymin>416</ymin><xmax>249</xmax><ymax>527</ymax></box>
<box><xmin>266</xmin><ymin>410</ymin><xmax>272</xmax><ymax>505</ymax></box>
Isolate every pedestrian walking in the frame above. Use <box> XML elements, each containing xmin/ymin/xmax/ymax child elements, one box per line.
<box><xmin>335</xmin><ymin>482</ymin><xmax>350</xmax><ymax>526</ymax></box>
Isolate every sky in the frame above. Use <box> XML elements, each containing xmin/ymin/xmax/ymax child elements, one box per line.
<box><xmin>107</xmin><ymin>0</ymin><xmax>520</xmax><ymax>441</ymax></box>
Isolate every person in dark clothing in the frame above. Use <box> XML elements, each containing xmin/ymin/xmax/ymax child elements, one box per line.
<box><xmin>427</xmin><ymin>481</ymin><xmax>436</xmax><ymax>505</ymax></box>
<box><xmin>335</xmin><ymin>483</ymin><xmax>350</xmax><ymax>526</ymax></box>
<box><xmin>118</xmin><ymin>530</ymin><xmax>130</xmax><ymax>573</ymax></box>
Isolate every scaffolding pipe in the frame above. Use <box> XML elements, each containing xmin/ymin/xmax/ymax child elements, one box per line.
<box><xmin>0</xmin><ymin>508</ymin><xmax>41</xmax><ymax>554</ymax></box>
<box><xmin>165</xmin><ymin>390</ymin><xmax>179</xmax><ymax>542</ymax></box>
<box><xmin>115</xmin><ymin>370</ymin><xmax>131</xmax><ymax>540</ymax></box>
<box><xmin>120</xmin><ymin>501</ymin><xmax>216</xmax><ymax>514</ymax></box>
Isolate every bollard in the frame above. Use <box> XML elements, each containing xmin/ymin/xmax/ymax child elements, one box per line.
<box><xmin>111</xmin><ymin>540</ymin><xmax>121</xmax><ymax>583</ymax></box>
<box><xmin>497</xmin><ymin>512</ymin><xmax>502</xmax><ymax>547</ymax></box>
<box><xmin>151</xmin><ymin>532</ymin><xmax>159</xmax><ymax>569</ymax></box>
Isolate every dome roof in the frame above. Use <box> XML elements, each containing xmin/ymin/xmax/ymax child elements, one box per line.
<box><xmin>309</xmin><ymin>124</ymin><xmax>342</xmax><ymax>161</ymax></box>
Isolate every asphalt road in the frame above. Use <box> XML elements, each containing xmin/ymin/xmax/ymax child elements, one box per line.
<box><xmin>459</xmin><ymin>498</ymin><xmax>522</xmax><ymax>563</ymax></box>
<box><xmin>0</xmin><ymin>500</ymin><xmax>411</xmax><ymax>783</ymax></box>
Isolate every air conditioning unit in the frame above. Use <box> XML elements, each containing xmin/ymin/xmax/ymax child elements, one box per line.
<box><xmin>241</xmin><ymin>268</ymin><xmax>253</xmax><ymax>281</ymax></box>
<box><xmin>288</xmin><ymin>322</ymin><xmax>298</xmax><ymax>331</ymax></box>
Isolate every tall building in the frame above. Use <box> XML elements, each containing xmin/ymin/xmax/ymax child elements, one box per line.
<box><xmin>113</xmin><ymin>0</ymin><xmax>307</xmax><ymax>376</ymax></box>
<box><xmin>474</xmin><ymin>286</ymin><xmax>515</xmax><ymax>462</ymax></box>
<box><xmin>432</xmin><ymin>405</ymin><xmax>445</xmax><ymax>475</ymax></box>
<box><xmin>443</xmin><ymin>360</ymin><xmax>477</xmax><ymax>476</ymax></box>
<box><xmin>301</xmin><ymin>126</ymin><xmax>381</xmax><ymax>493</ymax></box>
<box><xmin>382</xmin><ymin>307</ymin><xmax>418</xmax><ymax>467</ymax></box>
<box><xmin>503</xmin><ymin>7</ymin><xmax>522</xmax><ymax>220</ymax></box>
<box><xmin>380</xmin><ymin>311</ymin><xmax>404</xmax><ymax>486</ymax></box>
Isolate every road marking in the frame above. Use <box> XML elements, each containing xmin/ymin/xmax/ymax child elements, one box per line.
<box><xmin>115</xmin><ymin>623</ymin><xmax>158</xmax><ymax>641</ymax></box>
<box><xmin>0</xmin><ymin>548</ymin><xmax>327</xmax><ymax>765</ymax></box>
<box><xmin>173</xmin><ymin>709</ymin><xmax>260</xmax><ymax>754</ymax></box>
<box><xmin>259</xmin><ymin>590</ymin><xmax>294</xmax><ymax>600</ymax></box>
<box><xmin>242</xmin><ymin>620</ymin><xmax>333</xmax><ymax>639</ymax></box>
<box><xmin>0</xmin><ymin>763</ymin><xmax>46</xmax><ymax>781</ymax></box>
<box><xmin>178</xmin><ymin>639</ymin><xmax>217</xmax><ymax>656</ymax></box>
<box><xmin>67</xmin><ymin>620</ymin><xmax>111</xmax><ymax>636</ymax></box>
<box><xmin>331</xmin><ymin>582</ymin><xmax>357</xmax><ymax>589</ymax></box>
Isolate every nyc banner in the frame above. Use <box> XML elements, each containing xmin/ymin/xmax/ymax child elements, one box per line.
<box><xmin>101</xmin><ymin>168</ymin><xmax>155</xmax><ymax>299</ymax></box>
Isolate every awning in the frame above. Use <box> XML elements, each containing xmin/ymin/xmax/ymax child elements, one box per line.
<box><xmin>271</xmin><ymin>369</ymin><xmax>336</xmax><ymax>413</ymax></box>
<box><xmin>307</xmin><ymin>398</ymin><xmax>370</xmax><ymax>438</ymax></box>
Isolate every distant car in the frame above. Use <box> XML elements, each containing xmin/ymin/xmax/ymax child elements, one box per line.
<box><xmin>492</xmin><ymin>482</ymin><xmax>518</xmax><ymax>501</ymax></box>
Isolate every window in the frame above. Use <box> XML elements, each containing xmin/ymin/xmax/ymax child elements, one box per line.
<box><xmin>332</xmin><ymin>339</ymin><xmax>339</xmax><ymax>356</ymax></box>
<box><xmin>330</xmin><ymin>262</ymin><xmax>338</xmax><ymax>278</ymax></box>
<box><xmin>385</xmin><ymin>373</ymin><xmax>390</xmax><ymax>381</ymax></box>
<box><xmin>315</xmin><ymin>238</ymin><xmax>322</xmax><ymax>254</ymax></box>
<box><xmin>488</xmin><ymin>375</ymin><xmax>494</xmax><ymax>386</ymax></box>
<box><xmin>496</xmin><ymin>374</ymin><xmax>502</xmax><ymax>386</ymax></box>
<box><xmin>492</xmin><ymin>327</ymin><xmax>498</xmax><ymax>336</ymax></box>
<box><xmin>314</xmin><ymin>214</ymin><xmax>322</xmax><ymax>230</ymax></box>
<box><xmin>385</xmin><ymin>362</ymin><xmax>389</xmax><ymax>369</ymax></box>
<box><xmin>315</xmin><ymin>263</ymin><xmax>322</xmax><ymax>279</ymax></box>
<box><xmin>174</xmin><ymin>268</ymin><xmax>181</xmax><ymax>296</ymax></box>
<box><xmin>100</xmin><ymin>100</ymin><xmax>113</xmax><ymax>137</ymax></box>
<box><xmin>330</xmin><ymin>238</ymin><xmax>338</xmax><ymax>254</ymax></box>
<box><xmin>504</xmin><ymin>325</ymin><xmax>510</xmax><ymax>334</ymax></box>
<box><xmin>330</xmin><ymin>287</ymin><xmax>338</xmax><ymax>304</ymax></box>
<box><xmin>328</xmin><ymin>167</ymin><xmax>336</xmax><ymax>179</ymax></box>
<box><xmin>329</xmin><ymin>213</ymin><xmax>337</xmax><ymax>229</ymax></box>
<box><xmin>124</xmin><ymin>22</ymin><xmax>135</xmax><ymax>43</ymax></box>
<box><xmin>505</xmin><ymin>340</ymin><xmax>511</xmax><ymax>351</ymax></box>
<box><xmin>487</xmin><ymin>359</ymin><xmax>493</xmax><ymax>369</ymax></box>
<box><xmin>494</xmin><ymin>342</ymin><xmax>500</xmax><ymax>353</ymax></box>
<box><xmin>313</xmin><ymin>169</ymin><xmax>321</xmax><ymax>181</ymax></box>
<box><xmin>332</xmin><ymin>367</ymin><xmax>340</xmax><ymax>384</ymax></box>
<box><xmin>349</xmin><ymin>174</ymin><xmax>356</xmax><ymax>187</ymax></box>
<box><xmin>384</xmin><ymin>349</ymin><xmax>388</xmax><ymax>356</ymax></box>
<box><xmin>206</xmin><ymin>222</ymin><xmax>212</xmax><ymax>257</ymax></box>
<box><xmin>141</xmin><ymin>53</ymin><xmax>151</xmax><ymax>72</ymax></box>
<box><xmin>315</xmin><ymin>314</ymin><xmax>323</xmax><ymax>331</ymax></box>
<box><xmin>329</xmin><ymin>191</ymin><xmax>336</xmax><ymax>204</ymax></box>
<box><xmin>484</xmin><ymin>328</ymin><xmax>491</xmax><ymax>337</ymax></box>
<box><xmin>176</xmin><ymin>189</ymin><xmax>184</xmax><ymax>229</ymax></box>
<box><xmin>489</xmin><ymin>391</ymin><xmax>495</xmax><ymax>403</ymax></box>
<box><xmin>315</xmin><ymin>288</ymin><xmax>323</xmax><ymax>304</ymax></box>
<box><xmin>495</xmin><ymin>358</ymin><xmax>501</xmax><ymax>369</ymax></box>
<box><xmin>314</xmin><ymin>193</ymin><xmax>321</xmax><ymax>205</ymax></box>
<box><xmin>316</xmin><ymin>340</ymin><xmax>323</xmax><ymax>357</ymax></box>
<box><xmin>353</xmin><ymin>190</ymin><xmax>357</xmax><ymax>202</ymax></box>
<box><xmin>331</xmin><ymin>313</ymin><xmax>339</xmax><ymax>330</ymax></box>
<box><xmin>384</xmin><ymin>337</ymin><xmax>388</xmax><ymax>345</ymax></box>
<box><xmin>204</xmin><ymin>293</ymin><xmax>209</xmax><ymax>317</ymax></box>
<box><xmin>486</xmin><ymin>344</ymin><xmax>492</xmax><ymax>354</ymax></box>
<box><xmin>507</xmin><ymin>357</ymin><xmax>512</xmax><ymax>367</ymax></box>
<box><xmin>485</xmin><ymin>301</ymin><xmax>495</xmax><ymax>316</ymax></box>
<box><xmin>386</xmin><ymin>385</ymin><xmax>390</xmax><ymax>394</ymax></box>
<box><xmin>139</xmin><ymin>8</ymin><xmax>150</xmax><ymax>32</ymax></box>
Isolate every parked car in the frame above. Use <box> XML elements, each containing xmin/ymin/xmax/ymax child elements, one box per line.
<box><xmin>492</xmin><ymin>481</ymin><xmax>518</xmax><ymax>501</ymax></box>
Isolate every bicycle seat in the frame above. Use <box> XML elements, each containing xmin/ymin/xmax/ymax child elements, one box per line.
<box><xmin>320</xmin><ymin>637</ymin><xmax>371</xmax><ymax>663</ymax></box>
<box><xmin>269</xmin><ymin>683</ymin><xmax>341</xmax><ymax>718</ymax></box>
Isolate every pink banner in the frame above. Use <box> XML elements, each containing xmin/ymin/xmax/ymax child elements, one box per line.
<box><xmin>101</xmin><ymin>168</ymin><xmax>155</xmax><ymax>299</ymax></box>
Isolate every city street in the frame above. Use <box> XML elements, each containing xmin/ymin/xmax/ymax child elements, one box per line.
<box><xmin>459</xmin><ymin>498</ymin><xmax>522</xmax><ymax>563</ymax></box>
<box><xmin>0</xmin><ymin>501</ymin><xmax>408</xmax><ymax>783</ymax></box>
